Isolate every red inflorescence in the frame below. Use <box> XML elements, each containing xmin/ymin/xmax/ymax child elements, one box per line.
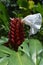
<box><xmin>8</xmin><ymin>18</ymin><xmax>25</xmax><ymax>50</ymax></box>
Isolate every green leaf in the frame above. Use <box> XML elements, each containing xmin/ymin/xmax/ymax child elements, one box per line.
<box><xmin>17</xmin><ymin>0</ymin><xmax>28</xmax><ymax>8</ymax></box>
<box><xmin>0</xmin><ymin>2</ymin><xmax>9</xmax><ymax>31</ymax></box>
<box><xmin>0</xmin><ymin>57</ymin><xmax>8</xmax><ymax>65</ymax></box>
<box><xmin>0</xmin><ymin>51</ymin><xmax>8</xmax><ymax>58</ymax></box>
<box><xmin>29</xmin><ymin>39</ymin><xmax>42</xmax><ymax>55</ymax></box>
<box><xmin>39</xmin><ymin>58</ymin><xmax>43</xmax><ymax>65</ymax></box>
<box><xmin>0</xmin><ymin>39</ymin><xmax>42</xmax><ymax>65</ymax></box>
<box><xmin>37</xmin><ymin>3</ymin><xmax>43</xmax><ymax>15</ymax></box>
<box><xmin>28</xmin><ymin>1</ymin><xmax>35</xmax><ymax>9</ymax></box>
<box><xmin>0</xmin><ymin>45</ymin><xmax>34</xmax><ymax>65</ymax></box>
<box><xmin>0</xmin><ymin>37</ymin><xmax>8</xmax><ymax>45</ymax></box>
<box><xmin>33</xmin><ymin>3</ymin><xmax>43</xmax><ymax>16</ymax></box>
<box><xmin>28</xmin><ymin>39</ymin><xmax>42</xmax><ymax>64</ymax></box>
<box><xmin>19</xmin><ymin>39</ymin><xmax>30</xmax><ymax>57</ymax></box>
<box><xmin>8</xmin><ymin>52</ymin><xmax>34</xmax><ymax>65</ymax></box>
<box><xmin>0</xmin><ymin>45</ymin><xmax>14</xmax><ymax>55</ymax></box>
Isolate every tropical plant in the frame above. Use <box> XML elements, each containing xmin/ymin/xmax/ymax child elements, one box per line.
<box><xmin>0</xmin><ymin>0</ymin><xmax>43</xmax><ymax>65</ymax></box>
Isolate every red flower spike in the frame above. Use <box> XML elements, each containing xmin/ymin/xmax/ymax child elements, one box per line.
<box><xmin>8</xmin><ymin>18</ymin><xmax>25</xmax><ymax>51</ymax></box>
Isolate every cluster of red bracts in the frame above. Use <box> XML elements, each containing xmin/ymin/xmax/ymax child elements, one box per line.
<box><xmin>7</xmin><ymin>18</ymin><xmax>25</xmax><ymax>51</ymax></box>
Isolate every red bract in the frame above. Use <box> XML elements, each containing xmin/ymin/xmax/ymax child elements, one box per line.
<box><xmin>8</xmin><ymin>18</ymin><xmax>25</xmax><ymax>51</ymax></box>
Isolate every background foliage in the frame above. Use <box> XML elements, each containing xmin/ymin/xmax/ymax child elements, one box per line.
<box><xmin>0</xmin><ymin>0</ymin><xmax>43</xmax><ymax>65</ymax></box>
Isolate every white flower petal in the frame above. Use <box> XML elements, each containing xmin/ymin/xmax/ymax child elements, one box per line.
<box><xmin>32</xmin><ymin>24</ymin><xmax>41</xmax><ymax>29</ymax></box>
<box><xmin>29</xmin><ymin>28</ymin><xmax>38</xmax><ymax>35</ymax></box>
<box><xmin>22</xmin><ymin>17</ymin><xmax>32</xmax><ymax>26</ymax></box>
<box><xmin>22</xmin><ymin>13</ymin><xmax>42</xmax><ymax>25</ymax></box>
<box><xmin>22</xmin><ymin>13</ymin><xmax>42</xmax><ymax>35</ymax></box>
<box><xmin>30</xmin><ymin>28</ymin><xmax>35</xmax><ymax>35</ymax></box>
<box><xmin>34</xmin><ymin>13</ymin><xmax>42</xmax><ymax>27</ymax></box>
